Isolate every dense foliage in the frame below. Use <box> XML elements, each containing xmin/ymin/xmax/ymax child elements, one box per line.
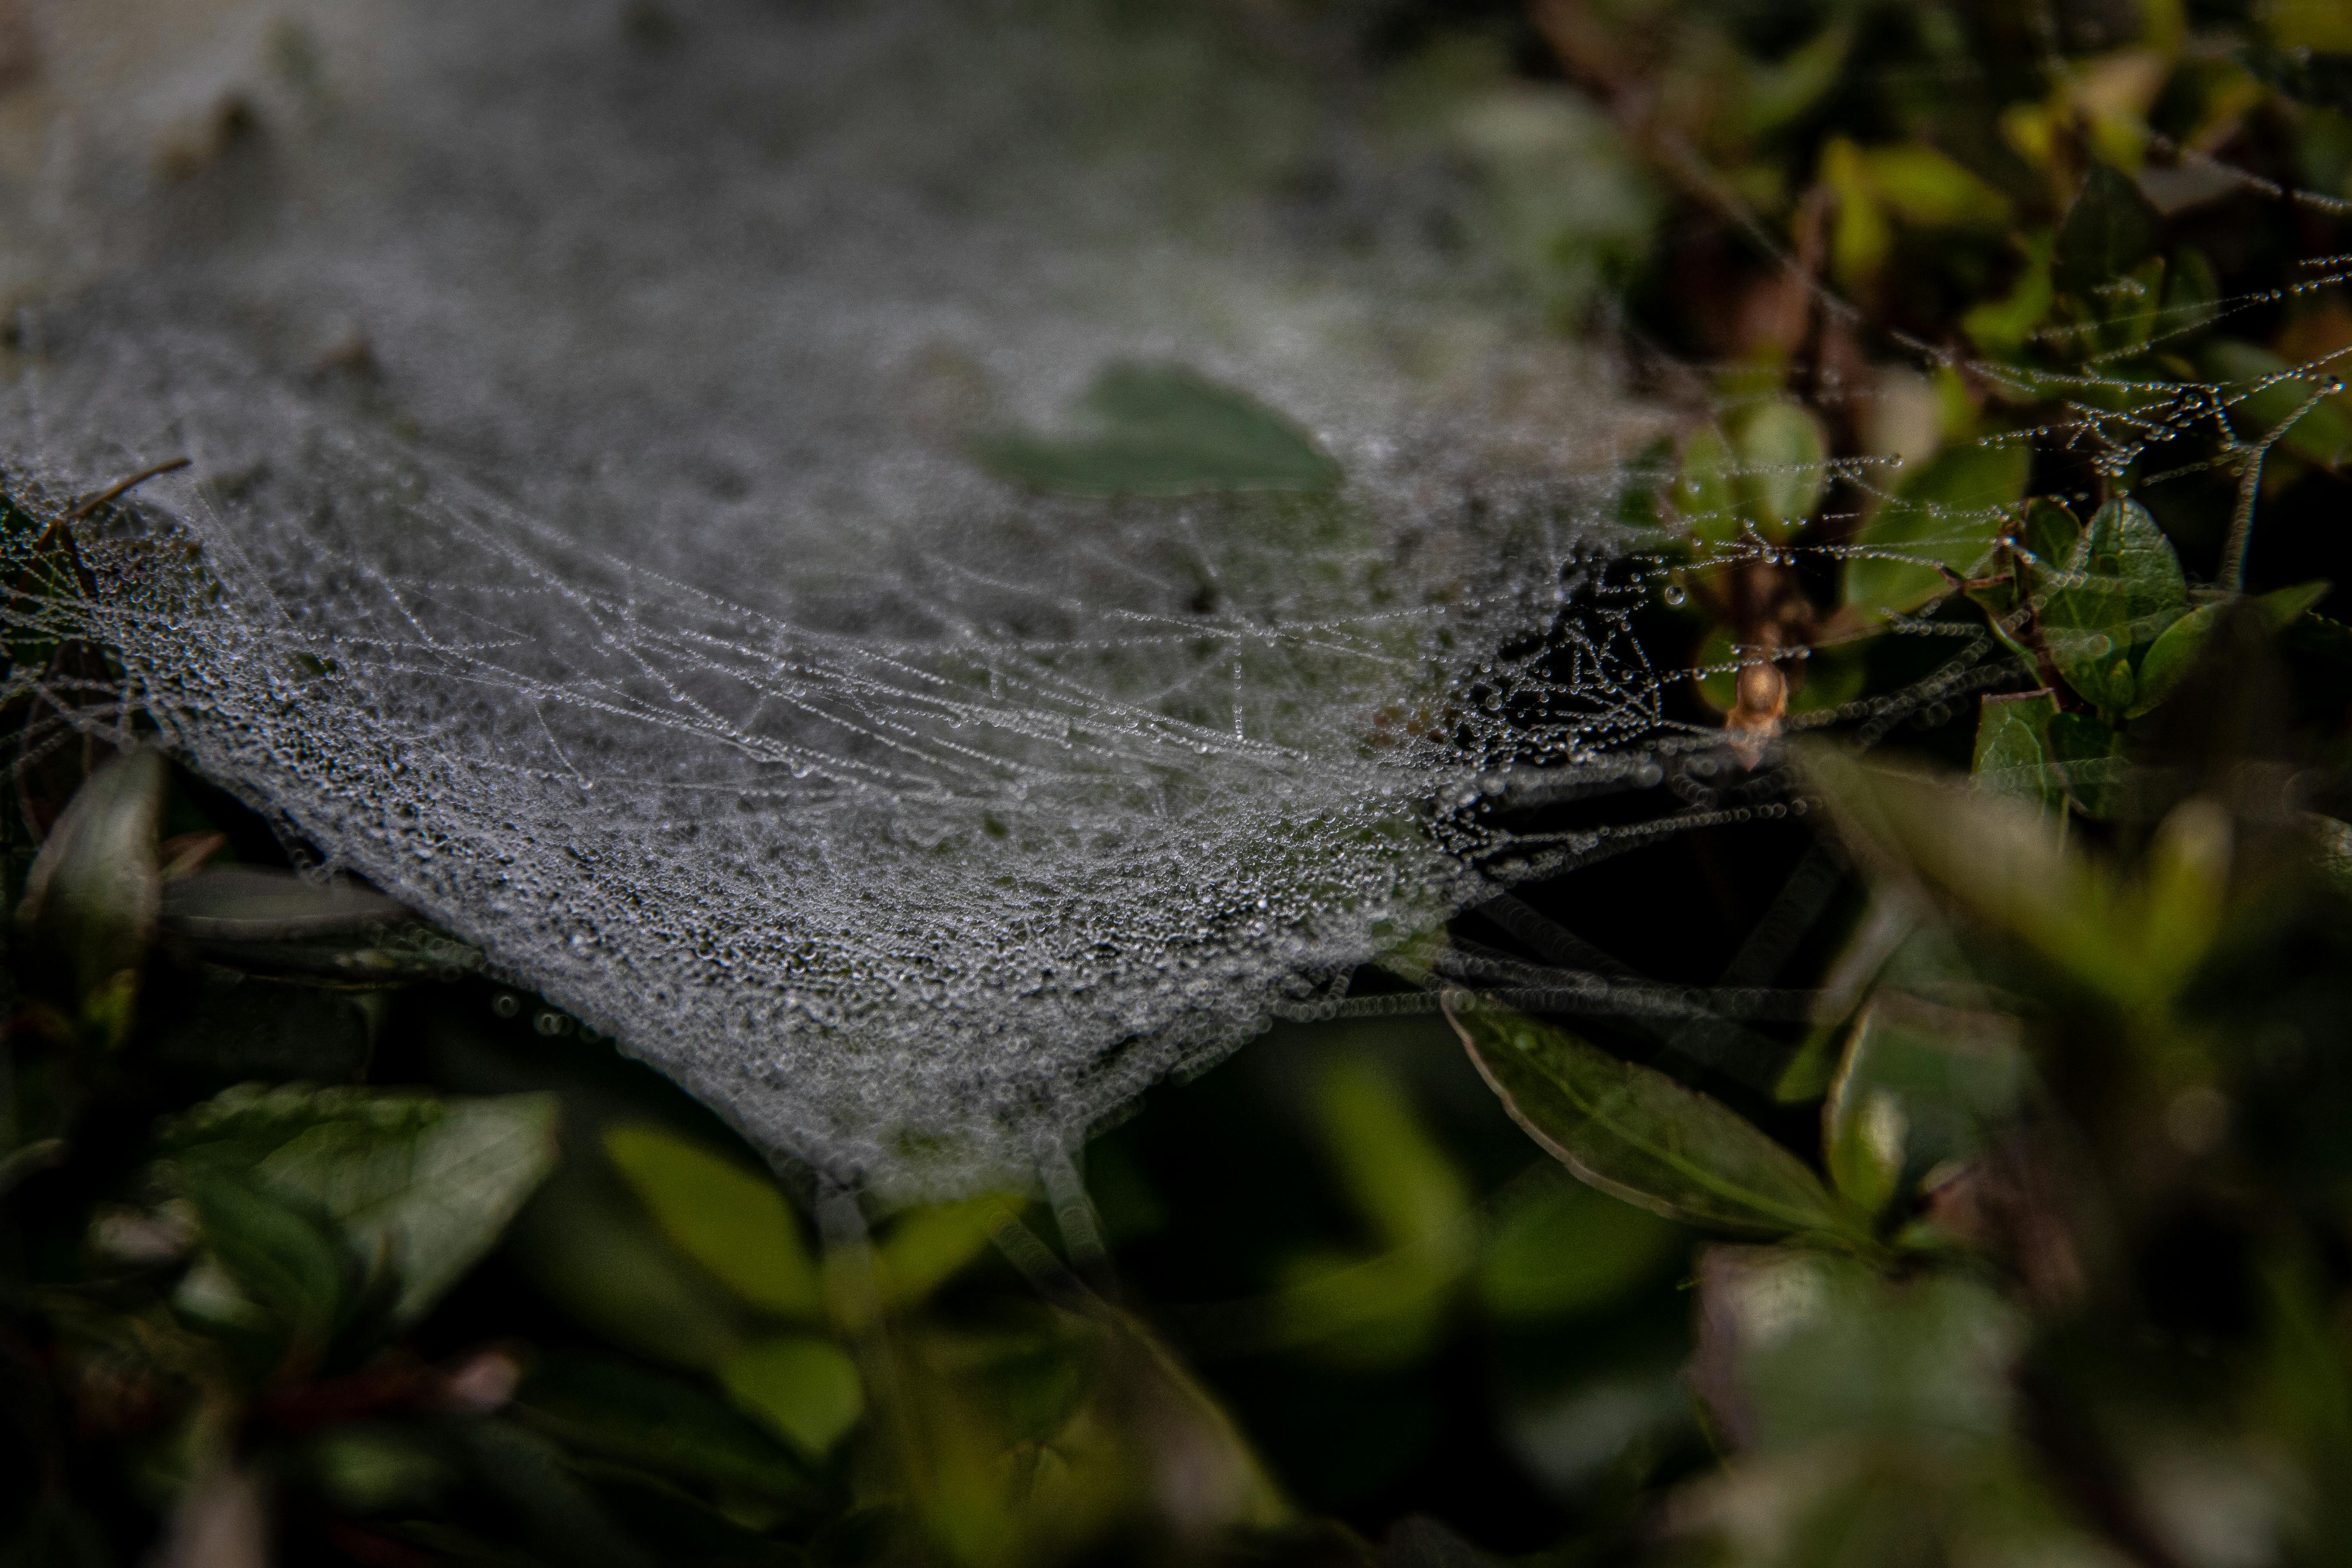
<box><xmin>9</xmin><ymin>0</ymin><xmax>2352</xmax><ymax>1563</ymax></box>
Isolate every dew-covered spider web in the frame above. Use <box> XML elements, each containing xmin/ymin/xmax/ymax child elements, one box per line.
<box><xmin>0</xmin><ymin>0</ymin><xmax>2345</xmax><ymax>1195</ymax></box>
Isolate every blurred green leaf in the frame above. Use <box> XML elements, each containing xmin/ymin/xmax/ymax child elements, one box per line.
<box><xmin>1730</xmin><ymin>401</ymin><xmax>1828</xmax><ymax>542</ymax></box>
<box><xmin>1863</xmin><ymin>144</ymin><xmax>2012</xmax><ymax>228</ymax></box>
<box><xmin>1803</xmin><ymin>747</ymin><xmax>2129</xmax><ymax>995</ymax></box>
<box><xmin>1736</xmin><ymin>22</ymin><xmax>1853</xmax><ymax>138</ymax></box>
<box><xmin>15</xmin><ymin>747</ymin><xmax>165</xmax><ymax>1047</ymax></box>
<box><xmin>173</xmin><ymin>1162</ymin><xmax>362</xmax><ymax>1367</ymax></box>
<box><xmin>2130</xmin><ymin>579</ymin><xmax>2329</xmax><ymax>716</ymax></box>
<box><xmin>1824</xmin><ymin>994</ymin><xmax>2027</xmax><ymax>1224</ymax></box>
<box><xmin>2160</xmin><ymin>247</ymin><xmax>2220</xmax><ymax>341</ymax></box>
<box><xmin>1696</xmin><ymin>1248</ymin><xmax>2023</xmax><ymax>1454</ymax></box>
<box><xmin>1672</xmin><ymin>423</ymin><xmax>1739</xmax><ymax>547</ymax></box>
<box><xmin>514</xmin><ymin>1350</ymin><xmax>819</xmax><ymax>1509</ymax></box>
<box><xmin>716</xmin><ymin>1335</ymin><xmax>865</xmax><ymax>1460</ymax></box>
<box><xmin>307</xmin><ymin>1423</ymin><xmax>452</xmax><ymax>1514</ymax></box>
<box><xmin>1443</xmin><ymin>994</ymin><xmax>1859</xmax><ymax>1241</ymax></box>
<box><xmin>1962</xmin><ymin>231</ymin><xmax>2055</xmax><ymax>354</ymax></box>
<box><xmin>505</xmin><ymin>1151</ymin><xmax>753</xmax><ymax>1371</ymax></box>
<box><xmin>1312</xmin><ymin>1059</ymin><xmax>1471</xmax><ymax>1254</ymax></box>
<box><xmin>2055</xmin><ymin>162</ymin><xmax>2162</xmax><ymax>295</ymax></box>
<box><xmin>971</xmin><ymin>363</ymin><xmax>1340</xmax><ymax>496</ymax></box>
<box><xmin>2035</xmin><ymin>496</ymin><xmax>2190</xmax><ymax>717</ymax></box>
<box><xmin>873</xmin><ymin>1196</ymin><xmax>1007</xmax><ymax>1310</ymax></box>
<box><xmin>1476</xmin><ymin>1171</ymin><xmax>1686</xmax><ymax>1320</ymax></box>
<box><xmin>1845</xmin><ymin>440</ymin><xmax>2032</xmax><ymax>619</ymax></box>
<box><xmin>2199</xmin><ymin>338</ymin><xmax>2352</xmax><ymax>469</ymax></box>
<box><xmin>602</xmin><ymin>1123</ymin><xmax>820</xmax><ymax>1320</ymax></box>
<box><xmin>159</xmin><ymin>1083</ymin><xmax>560</xmax><ymax>1325</ymax></box>
<box><xmin>2241</xmin><ymin>46</ymin><xmax>2352</xmax><ymax>112</ymax></box>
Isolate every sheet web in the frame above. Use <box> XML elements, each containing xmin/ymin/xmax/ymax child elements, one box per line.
<box><xmin>1</xmin><ymin>0</ymin><xmax>2344</xmax><ymax>1194</ymax></box>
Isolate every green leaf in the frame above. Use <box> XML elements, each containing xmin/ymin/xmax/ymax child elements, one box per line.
<box><xmin>15</xmin><ymin>747</ymin><xmax>165</xmax><ymax>1046</ymax></box>
<box><xmin>155</xmin><ymin>865</ymin><xmax>481</xmax><ymax>984</ymax></box>
<box><xmin>1801</xmin><ymin>747</ymin><xmax>2131</xmax><ymax>997</ymax></box>
<box><xmin>602</xmin><ymin>1124</ymin><xmax>821</xmax><ymax>1319</ymax></box>
<box><xmin>2160</xmin><ymin>247</ymin><xmax>2220</xmax><ymax>340</ymax></box>
<box><xmin>175</xmin><ymin>1162</ymin><xmax>361</xmax><ymax>1366</ymax></box>
<box><xmin>2055</xmin><ymin>162</ymin><xmax>2162</xmax><ymax>295</ymax></box>
<box><xmin>1312</xmin><ymin>1059</ymin><xmax>1471</xmax><ymax>1253</ymax></box>
<box><xmin>159</xmin><ymin>1083</ymin><xmax>560</xmax><ymax>1324</ymax></box>
<box><xmin>1736</xmin><ymin>21</ymin><xmax>1854</xmax><ymax>137</ymax></box>
<box><xmin>2307</xmin><ymin>813</ymin><xmax>2352</xmax><ymax>897</ymax></box>
<box><xmin>1845</xmin><ymin>440</ymin><xmax>2032</xmax><ymax>619</ymax></box>
<box><xmin>2199</xmin><ymin>339</ymin><xmax>2352</xmax><ymax>469</ymax></box>
<box><xmin>1441</xmin><ymin>994</ymin><xmax>1857</xmax><ymax>1240</ymax></box>
<box><xmin>715</xmin><ymin>1335</ymin><xmax>865</xmax><ymax>1459</ymax></box>
<box><xmin>2131</xmin><ymin>580</ymin><xmax>2328</xmax><ymax>716</ymax></box>
<box><xmin>2046</xmin><ymin>710</ymin><xmax>2125</xmax><ymax>818</ymax></box>
<box><xmin>1963</xmin><ymin>231</ymin><xmax>2055</xmax><ymax>355</ymax></box>
<box><xmin>1475</xmin><ymin>1171</ymin><xmax>1686</xmax><ymax>1320</ymax></box>
<box><xmin>2021</xmin><ymin>498</ymin><xmax>2080</xmax><ymax>567</ymax></box>
<box><xmin>514</xmin><ymin>1350</ymin><xmax>818</xmax><ymax>1508</ymax></box>
<box><xmin>872</xmin><ymin>1197</ymin><xmax>1006</xmax><ymax>1309</ymax></box>
<box><xmin>971</xmin><ymin>363</ymin><xmax>1340</xmax><ymax>496</ymax></box>
<box><xmin>1697</xmin><ymin>1248</ymin><xmax>2023</xmax><ymax>1454</ymax></box>
<box><xmin>2241</xmin><ymin>46</ymin><xmax>2352</xmax><ymax>113</ymax></box>
<box><xmin>1731</xmin><ymin>401</ymin><xmax>1829</xmax><ymax>542</ymax></box>
<box><xmin>1969</xmin><ymin>689</ymin><xmax>2063</xmax><ymax>814</ymax></box>
<box><xmin>505</xmin><ymin>1151</ymin><xmax>753</xmax><ymax>1372</ymax></box>
<box><xmin>2034</xmin><ymin>497</ymin><xmax>2190</xmax><ymax>717</ymax></box>
<box><xmin>1823</xmin><ymin>995</ymin><xmax>2027</xmax><ymax>1223</ymax></box>
<box><xmin>1862</xmin><ymin>144</ymin><xmax>2012</xmax><ymax>228</ymax></box>
<box><xmin>1672</xmin><ymin>423</ymin><xmax>1741</xmax><ymax>547</ymax></box>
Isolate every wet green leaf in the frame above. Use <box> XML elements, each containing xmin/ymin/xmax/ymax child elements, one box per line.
<box><xmin>2034</xmin><ymin>497</ymin><xmax>2190</xmax><ymax>717</ymax></box>
<box><xmin>1730</xmin><ymin>401</ymin><xmax>1829</xmax><ymax>541</ymax></box>
<box><xmin>1845</xmin><ymin>440</ymin><xmax>2032</xmax><ymax>619</ymax></box>
<box><xmin>971</xmin><ymin>363</ymin><xmax>1340</xmax><ymax>496</ymax></box>
<box><xmin>716</xmin><ymin>1335</ymin><xmax>865</xmax><ymax>1459</ymax></box>
<box><xmin>1442</xmin><ymin>994</ymin><xmax>1858</xmax><ymax>1240</ymax></box>
<box><xmin>2055</xmin><ymin>162</ymin><xmax>2162</xmax><ymax>295</ymax></box>
<box><xmin>603</xmin><ymin>1123</ymin><xmax>821</xmax><ymax>1319</ymax></box>
<box><xmin>160</xmin><ymin>1083</ymin><xmax>560</xmax><ymax>1325</ymax></box>
<box><xmin>15</xmin><ymin>747</ymin><xmax>165</xmax><ymax>1047</ymax></box>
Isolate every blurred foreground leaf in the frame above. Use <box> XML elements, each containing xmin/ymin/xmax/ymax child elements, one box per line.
<box><xmin>603</xmin><ymin>1123</ymin><xmax>821</xmax><ymax>1319</ymax></box>
<box><xmin>15</xmin><ymin>747</ymin><xmax>165</xmax><ymax>1047</ymax></box>
<box><xmin>159</xmin><ymin>1082</ymin><xmax>560</xmax><ymax>1325</ymax></box>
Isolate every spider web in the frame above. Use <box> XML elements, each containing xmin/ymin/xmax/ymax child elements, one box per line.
<box><xmin>2</xmin><ymin>0</ymin><xmax>2343</xmax><ymax>1195</ymax></box>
